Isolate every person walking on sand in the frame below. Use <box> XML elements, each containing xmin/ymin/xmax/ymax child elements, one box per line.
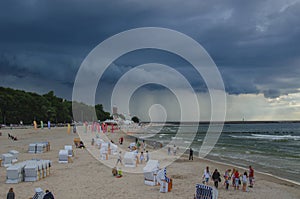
<box><xmin>224</xmin><ymin>169</ymin><xmax>231</xmax><ymax>190</ymax></box>
<box><xmin>242</xmin><ymin>171</ymin><xmax>248</xmax><ymax>192</ymax></box>
<box><xmin>249</xmin><ymin>165</ymin><xmax>254</xmax><ymax>188</ymax></box>
<box><xmin>140</xmin><ymin>151</ymin><xmax>144</xmax><ymax>164</ymax></box>
<box><xmin>116</xmin><ymin>151</ymin><xmax>123</xmax><ymax>166</ymax></box>
<box><xmin>173</xmin><ymin>145</ymin><xmax>177</xmax><ymax>156</ymax></box>
<box><xmin>43</xmin><ymin>190</ymin><xmax>54</xmax><ymax>199</ymax></box>
<box><xmin>7</xmin><ymin>187</ymin><xmax>15</xmax><ymax>199</ymax></box>
<box><xmin>212</xmin><ymin>169</ymin><xmax>221</xmax><ymax>188</ymax></box>
<box><xmin>145</xmin><ymin>150</ymin><xmax>150</xmax><ymax>162</ymax></box>
<box><xmin>168</xmin><ymin>146</ymin><xmax>171</xmax><ymax>155</ymax></box>
<box><xmin>189</xmin><ymin>148</ymin><xmax>193</xmax><ymax>160</ymax></box>
<box><xmin>202</xmin><ymin>166</ymin><xmax>211</xmax><ymax>185</ymax></box>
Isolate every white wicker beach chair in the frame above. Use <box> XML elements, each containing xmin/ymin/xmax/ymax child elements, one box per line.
<box><xmin>195</xmin><ymin>184</ymin><xmax>218</xmax><ymax>199</ymax></box>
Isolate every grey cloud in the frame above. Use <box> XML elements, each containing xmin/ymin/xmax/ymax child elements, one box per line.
<box><xmin>0</xmin><ymin>0</ymin><xmax>299</xmax><ymax>107</ymax></box>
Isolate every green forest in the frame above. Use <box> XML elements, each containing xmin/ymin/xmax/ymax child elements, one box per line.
<box><xmin>0</xmin><ymin>87</ymin><xmax>111</xmax><ymax>125</ymax></box>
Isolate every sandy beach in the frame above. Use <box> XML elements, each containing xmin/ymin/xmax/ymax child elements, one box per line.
<box><xmin>0</xmin><ymin>127</ymin><xmax>299</xmax><ymax>199</ymax></box>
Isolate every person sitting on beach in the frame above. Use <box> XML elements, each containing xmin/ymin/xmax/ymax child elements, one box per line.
<box><xmin>43</xmin><ymin>190</ymin><xmax>54</xmax><ymax>199</ymax></box>
<box><xmin>79</xmin><ymin>141</ymin><xmax>85</xmax><ymax>148</ymax></box>
<box><xmin>242</xmin><ymin>171</ymin><xmax>248</xmax><ymax>192</ymax></box>
<box><xmin>140</xmin><ymin>151</ymin><xmax>144</xmax><ymax>164</ymax></box>
<box><xmin>112</xmin><ymin>167</ymin><xmax>118</xmax><ymax>176</ymax></box>
<box><xmin>202</xmin><ymin>166</ymin><xmax>211</xmax><ymax>185</ymax></box>
<box><xmin>117</xmin><ymin>168</ymin><xmax>123</xmax><ymax>178</ymax></box>
<box><xmin>212</xmin><ymin>169</ymin><xmax>221</xmax><ymax>188</ymax></box>
<box><xmin>249</xmin><ymin>165</ymin><xmax>254</xmax><ymax>188</ymax></box>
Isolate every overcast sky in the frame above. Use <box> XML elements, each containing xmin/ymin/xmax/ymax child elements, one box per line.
<box><xmin>0</xmin><ymin>0</ymin><xmax>300</xmax><ymax>121</ymax></box>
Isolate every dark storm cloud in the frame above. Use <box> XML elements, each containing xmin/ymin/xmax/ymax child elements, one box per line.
<box><xmin>0</xmin><ymin>0</ymin><xmax>300</xmax><ymax>101</ymax></box>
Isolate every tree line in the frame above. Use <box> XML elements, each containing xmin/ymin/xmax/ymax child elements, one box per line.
<box><xmin>0</xmin><ymin>87</ymin><xmax>111</xmax><ymax>125</ymax></box>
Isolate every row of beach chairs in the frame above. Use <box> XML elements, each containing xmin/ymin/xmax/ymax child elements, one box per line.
<box><xmin>28</xmin><ymin>142</ymin><xmax>50</xmax><ymax>153</ymax></box>
<box><xmin>6</xmin><ymin>159</ymin><xmax>52</xmax><ymax>183</ymax></box>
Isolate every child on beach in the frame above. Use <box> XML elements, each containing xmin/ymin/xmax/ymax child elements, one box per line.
<box><xmin>242</xmin><ymin>171</ymin><xmax>248</xmax><ymax>192</ymax></box>
<box><xmin>140</xmin><ymin>151</ymin><xmax>144</xmax><ymax>164</ymax></box>
<box><xmin>202</xmin><ymin>166</ymin><xmax>211</xmax><ymax>185</ymax></box>
<box><xmin>116</xmin><ymin>151</ymin><xmax>122</xmax><ymax>166</ymax></box>
<box><xmin>224</xmin><ymin>169</ymin><xmax>231</xmax><ymax>190</ymax></box>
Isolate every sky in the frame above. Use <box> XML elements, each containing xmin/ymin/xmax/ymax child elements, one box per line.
<box><xmin>0</xmin><ymin>0</ymin><xmax>300</xmax><ymax>121</ymax></box>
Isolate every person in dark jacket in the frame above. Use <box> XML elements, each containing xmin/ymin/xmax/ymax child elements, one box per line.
<box><xmin>212</xmin><ymin>169</ymin><xmax>221</xmax><ymax>188</ymax></box>
<box><xmin>43</xmin><ymin>190</ymin><xmax>54</xmax><ymax>199</ymax></box>
<box><xmin>7</xmin><ymin>187</ymin><xmax>15</xmax><ymax>199</ymax></box>
<box><xmin>189</xmin><ymin>148</ymin><xmax>194</xmax><ymax>160</ymax></box>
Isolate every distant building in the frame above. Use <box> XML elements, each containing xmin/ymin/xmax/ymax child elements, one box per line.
<box><xmin>112</xmin><ymin>105</ymin><xmax>118</xmax><ymax>120</ymax></box>
<box><xmin>113</xmin><ymin>105</ymin><xmax>118</xmax><ymax>115</ymax></box>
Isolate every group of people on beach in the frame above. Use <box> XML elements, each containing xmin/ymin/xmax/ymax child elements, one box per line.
<box><xmin>202</xmin><ymin>165</ymin><xmax>254</xmax><ymax>191</ymax></box>
<box><xmin>115</xmin><ymin>138</ymin><xmax>150</xmax><ymax>168</ymax></box>
<box><xmin>6</xmin><ymin>187</ymin><xmax>54</xmax><ymax>199</ymax></box>
<box><xmin>167</xmin><ymin>145</ymin><xmax>179</xmax><ymax>156</ymax></box>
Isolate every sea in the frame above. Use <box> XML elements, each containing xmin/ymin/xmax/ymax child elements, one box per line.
<box><xmin>134</xmin><ymin>122</ymin><xmax>300</xmax><ymax>184</ymax></box>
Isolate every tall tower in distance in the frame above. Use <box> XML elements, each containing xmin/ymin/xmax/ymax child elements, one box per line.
<box><xmin>112</xmin><ymin>105</ymin><xmax>118</xmax><ymax>120</ymax></box>
<box><xmin>113</xmin><ymin>105</ymin><xmax>118</xmax><ymax>115</ymax></box>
